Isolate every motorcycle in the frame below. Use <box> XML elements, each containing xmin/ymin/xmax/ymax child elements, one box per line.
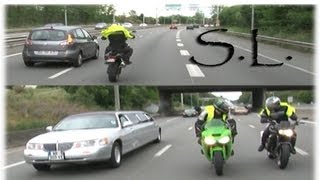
<box><xmin>200</xmin><ymin>119</ymin><xmax>234</xmax><ymax>176</ymax></box>
<box><xmin>105</xmin><ymin>51</ymin><xmax>126</xmax><ymax>82</ymax></box>
<box><xmin>262</xmin><ymin>119</ymin><xmax>297</xmax><ymax>169</ymax></box>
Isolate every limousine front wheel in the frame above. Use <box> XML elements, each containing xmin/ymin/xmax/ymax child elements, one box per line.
<box><xmin>154</xmin><ymin>129</ymin><xmax>161</xmax><ymax>143</ymax></box>
<box><xmin>110</xmin><ymin>142</ymin><xmax>122</xmax><ymax>168</ymax></box>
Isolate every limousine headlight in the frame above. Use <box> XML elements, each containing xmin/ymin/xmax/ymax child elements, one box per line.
<box><xmin>73</xmin><ymin>138</ymin><xmax>108</xmax><ymax>148</ymax></box>
<box><xmin>27</xmin><ymin>143</ymin><xmax>43</xmax><ymax>150</ymax></box>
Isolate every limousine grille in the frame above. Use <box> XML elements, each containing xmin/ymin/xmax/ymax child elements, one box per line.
<box><xmin>43</xmin><ymin>143</ymin><xmax>73</xmax><ymax>152</ymax></box>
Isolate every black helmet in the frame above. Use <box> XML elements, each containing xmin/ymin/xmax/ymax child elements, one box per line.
<box><xmin>194</xmin><ymin>106</ymin><xmax>202</xmax><ymax>113</ymax></box>
<box><xmin>213</xmin><ymin>97</ymin><xmax>230</xmax><ymax>114</ymax></box>
<box><xmin>265</xmin><ymin>96</ymin><xmax>281</xmax><ymax>112</ymax></box>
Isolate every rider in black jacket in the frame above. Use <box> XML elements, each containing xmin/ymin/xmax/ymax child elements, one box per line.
<box><xmin>258</xmin><ymin>96</ymin><xmax>298</xmax><ymax>154</ymax></box>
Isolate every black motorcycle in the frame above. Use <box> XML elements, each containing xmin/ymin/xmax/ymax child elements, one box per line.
<box><xmin>264</xmin><ymin>120</ymin><xmax>297</xmax><ymax>169</ymax></box>
<box><xmin>105</xmin><ymin>51</ymin><xmax>126</xmax><ymax>82</ymax></box>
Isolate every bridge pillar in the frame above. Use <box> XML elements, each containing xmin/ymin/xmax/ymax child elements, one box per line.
<box><xmin>251</xmin><ymin>88</ymin><xmax>265</xmax><ymax>112</ymax></box>
<box><xmin>159</xmin><ymin>90</ymin><xmax>174</xmax><ymax>116</ymax></box>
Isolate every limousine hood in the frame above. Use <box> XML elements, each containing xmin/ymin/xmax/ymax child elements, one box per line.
<box><xmin>27</xmin><ymin>129</ymin><xmax>119</xmax><ymax>144</ymax></box>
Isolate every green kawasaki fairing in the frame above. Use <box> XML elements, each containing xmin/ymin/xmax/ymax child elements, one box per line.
<box><xmin>200</xmin><ymin>119</ymin><xmax>233</xmax><ymax>176</ymax></box>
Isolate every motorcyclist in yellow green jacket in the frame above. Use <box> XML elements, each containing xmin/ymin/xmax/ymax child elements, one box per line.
<box><xmin>101</xmin><ymin>24</ymin><xmax>135</xmax><ymax>65</ymax></box>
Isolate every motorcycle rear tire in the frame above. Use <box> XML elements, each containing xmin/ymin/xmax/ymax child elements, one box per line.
<box><xmin>107</xmin><ymin>63</ymin><xmax>120</xmax><ymax>82</ymax></box>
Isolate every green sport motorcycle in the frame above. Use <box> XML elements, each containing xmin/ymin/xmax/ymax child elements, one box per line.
<box><xmin>200</xmin><ymin>119</ymin><xmax>234</xmax><ymax>176</ymax></box>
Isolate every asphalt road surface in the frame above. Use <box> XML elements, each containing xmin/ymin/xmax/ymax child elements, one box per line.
<box><xmin>5</xmin><ymin>26</ymin><xmax>314</xmax><ymax>86</ymax></box>
<box><xmin>4</xmin><ymin>114</ymin><xmax>314</xmax><ymax>180</ymax></box>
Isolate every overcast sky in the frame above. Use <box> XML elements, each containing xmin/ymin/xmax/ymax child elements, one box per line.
<box><xmin>105</xmin><ymin>0</ymin><xmax>224</xmax><ymax>17</ymax></box>
<box><xmin>212</xmin><ymin>92</ymin><xmax>242</xmax><ymax>101</ymax></box>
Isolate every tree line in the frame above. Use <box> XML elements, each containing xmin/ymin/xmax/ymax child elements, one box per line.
<box><xmin>218</xmin><ymin>5</ymin><xmax>314</xmax><ymax>41</ymax></box>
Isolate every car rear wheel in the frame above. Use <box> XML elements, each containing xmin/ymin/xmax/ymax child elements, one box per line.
<box><xmin>73</xmin><ymin>52</ymin><xmax>83</xmax><ymax>67</ymax></box>
<box><xmin>109</xmin><ymin>142</ymin><xmax>122</xmax><ymax>168</ymax></box>
<box><xmin>23</xmin><ymin>59</ymin><xmax>35</xmax><ymax>67</ymax></box>
<box><xmin>33</xmin><ymin>164</ymin><xmax>51</xmax><ymax>171</ymax></box>
<box><xmin>93</xmin><ymin>48</ymin><xmax>99</xmax><ymax>59</ymax></box>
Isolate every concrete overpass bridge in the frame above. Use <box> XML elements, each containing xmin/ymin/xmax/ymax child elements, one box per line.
<box><xmin>157</xmin><ymin>85</ymin><xmax>314</xmax><ymax>116</ymax></box>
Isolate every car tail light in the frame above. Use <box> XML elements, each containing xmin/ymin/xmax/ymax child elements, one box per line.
<box><xmin>25</xmin><ymin>38</ymin><xmax>32</xmax><ymax>46</ymax></box>
<box><xmin>60</xmin><ymin>34</ymin><xmax>74</xmax><ymax>46</ymax></box>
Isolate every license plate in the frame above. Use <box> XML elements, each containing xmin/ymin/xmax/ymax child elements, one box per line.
<box><xmin>106</xmin><ymin>58</ymin><xmax>116</xmax><ymax>63</ymax></box>
<box><xmin>34</xmin><ymin>51</ymin><xmax>58</xmax><ymax>55</ymax></box>
<box><xmin>48</xmin><ymin>151</ymin><xmax>64</xmax><ymax>161</ymax></box>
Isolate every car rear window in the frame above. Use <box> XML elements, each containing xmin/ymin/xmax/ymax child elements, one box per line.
<box><xmin>30</xmin><ymin>30</ymin><xmax>66</xmax><ymax>41</ymax></box>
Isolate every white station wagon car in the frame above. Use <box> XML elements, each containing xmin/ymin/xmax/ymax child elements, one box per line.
<box><xmin>24</xmin><ymin>111</ymin><xmax>161</xmax><ymax>171</ymax></box>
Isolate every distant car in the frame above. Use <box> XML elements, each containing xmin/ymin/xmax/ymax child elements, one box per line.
<box><xmin>182</xmin><ymin>109</ymin><xmax>198</xmax><ymax>117</ymax></box>
<box><xmin>186</xmin><ymin>24</ymin><xmax>194</xmax><ymax>30</ymax></box>
<box><xmin>44</xmin><ymin>23</ymin><xmax>64</xmax><ymax>27</ymax></box>
<box><xmin>22</xmin><ymin>26</ymin><xmax>99</xmax><ymax>67</ymax></box>
<box><xmin>122</xmin><ymin>22</ymin><xmax>133</xmax><ymax>28</ymax></box>
<box><xmin>24</xmin><ymin>111</ymin><xmax>161</xmax><ymax>171</ymax></box>
<box><xmin>95</xmin><ymin>22</ymin><xmax>108</xmax><ymax>30</ymax></box>
<box><xmin>203</xmin><ymin>24</ymin><xmax>209</xmax><ymax>28</ymax></box>
<box><xmin>230</xmin><ymin>106</ymin><xmax>250</xmax><ymax>115</ymax></box>
<box><xmin>193</xmin><ymin>24</ymin><xmax>200</xmax><ymax>28</ymax></box>
<box><xmin>169</xmin><ymin>24</ymin><xmax>177</xmax><ymax>30</ymax></box>
<box><xmin>155</xmin><ymin>23</ymin><xmax>161</xmax><ymax>26</ymax></box>
<box><xmin>139</xmin><ymin>23</ymin><xmax>148</xmax><ymax>27</ymax></box>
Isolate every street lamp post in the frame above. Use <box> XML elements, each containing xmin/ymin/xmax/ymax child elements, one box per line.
<box><xmin>64</xmin><ymin>5</ymin><xmax>68</xmax><ymax>26</ymax></box>
<box><xmin>251</xmin><ymin>5</ymin><xmax>255</xmax><ymax>30</ymax></box>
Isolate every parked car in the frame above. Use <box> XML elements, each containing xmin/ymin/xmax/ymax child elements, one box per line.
<box><xmin>169</xmin><ymin>24</ymin><xmax>177</xmax><ymax>30</ymax></box>
<box><xmin>95</xmin><ymin>22</ymin><xmax>108</xmax><ymax>30</ymax></box>
<box><xmin>230</xmin><ymin>106</ymin><xmax>250</xmax><ymax>115</ymax></box>
<box><xmin>44</xmin><ymin>23</ymin><xmax>64</xmax><ymax>27</ymax></box>
<box><xmin>139</xmin><ymin>23</ymin><xmax>148</xmax><ymax>27</ymax></box>
<box><xmin>193</xmin><ymin>24</ymin><xmax>200</xmax><ymax>28</ymax></box>
<box><xmin>186</xmin><ymin>24</ymin><xmax>194</xmax><ymax>30</ymax></box>
<box><xmin>122</xmin><ymin>22</ymin><xmax>133</xmax><ymax>28</ymax></box>
<box><xmin>182</xmin><ymin>108</ymin><xmax>198</xmax><ymax>117</ymax></box>
<box><xmin>22</xmin><ymin>26</ymin><xmax>99</xmax><ymax>67</ymax></box>
<box><xmin>24</xmin><ymin>111</ymin><xmax>161</xmax><ymax>171</ymax></box>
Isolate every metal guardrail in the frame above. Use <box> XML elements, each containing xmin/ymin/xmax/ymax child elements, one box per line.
<box><xmin>226</xmin><ymin>31</ymin><xmax>314</xmax><ymax>50</ymax></box>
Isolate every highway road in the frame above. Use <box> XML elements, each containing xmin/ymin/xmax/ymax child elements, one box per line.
<box><xmin>5</xmin><ymin>26</ymin><xmax>314</xmax><ymax>86</ymax></box>
<box><xmin>4</xmin><ymin>114</ymin><xmax>314</xmax><ymax>180</ymax></box>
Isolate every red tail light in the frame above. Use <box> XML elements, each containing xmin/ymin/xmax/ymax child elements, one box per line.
<box><xmin>60</xmin><ymin>34</ymin><xmax>74</xmax><ymax>46</ymax></box>
<box><xmin>25</xmin><ymin>39</ymin><xmax>32</xmax><ymax>45</ymax></box>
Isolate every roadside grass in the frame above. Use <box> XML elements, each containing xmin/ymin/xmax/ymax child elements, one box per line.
<box><xmin>6</xmin><ymin>87</ymin><xmax>103</xmax><ymax>131</ymax></box>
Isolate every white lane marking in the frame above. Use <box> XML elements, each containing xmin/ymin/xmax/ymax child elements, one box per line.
<box><xmin>233</xmin><ymin>45</ymin><xmax>315</xmax><ymax>76</ymax></box>
<box><xmin>237</xmin><ymin>119</ymin><xmax>241</xmax><ymax>122</ymax></box>
<box><xmin>139</xmin><ymin>35</ymin><xmax>143</xmax><ymax>38</ymax></box>
<box><xmin>48</xmin><ymin>67</ymin><xmax>74</xmax><ymax>79</ymax></box>
<box><xmin>154</xmin><ymin>144</ymin><xmax>172</xmax><ymax>157</ymax></box>
<box><xmin>180</xmin><ymin>50</ymin><xmax>190</xmax><ymax>56</ymax></box>
<box><xmin>3</xmin><ymin>161</ymin><xmax>25</xmax><ymax>169</ymax></box>
<box><xmin>300</xmin><ymin>120</ymin><xmax>316</xmax><ymax>125</ymax></box>
<box><xmin>186</xmin><ymin>64</ymin><xmax>205</xmax><ymax>77</ymax></box>
<box><xmin>296</xmin><ymin>147</ymin><xmax>309</xmax><ymax>156</ymax></box>
<box><xmin>5</xmin><ymin>52</ymin><xmax>22</xmax><ymax>58</ymax></box>
<box><xmin>177</xmin><ymin>43</ymin><xmax>184</xmax><ymax>47</ymax></box>
<box><xmin>166</xmin><ymin>117</ymin><xmax>180</xmax><ymax>122</ymax></box>
<box><xmin>188</xmin><ymin>127</ymin><xmax>193</xmax><ymax>130</ymax></box>
<box><xmin>176</xmin><ymin>39</ymin><xmax>181</xmax><ymax>42</ymax></box>
<box><xmin>249</xmin><ymin>124</ymin><xmax>256</xmax><ymax>128</ymax></box>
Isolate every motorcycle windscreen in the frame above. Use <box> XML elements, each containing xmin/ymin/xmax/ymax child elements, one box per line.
<box><xmin>203</xmin><ymin>119</ymin><xmax>227</xmax><ymax>136</ymax></box>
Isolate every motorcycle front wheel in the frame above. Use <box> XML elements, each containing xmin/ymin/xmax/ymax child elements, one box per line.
<box><xmin>277</xmin><ymin>144</ymin><xmax>290</xmax><ymax>169</ymax></box>
<box><xmin>213</xmin><ymin>152</ymin><xmax>224</xmax><ymax>176</ymax></box>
